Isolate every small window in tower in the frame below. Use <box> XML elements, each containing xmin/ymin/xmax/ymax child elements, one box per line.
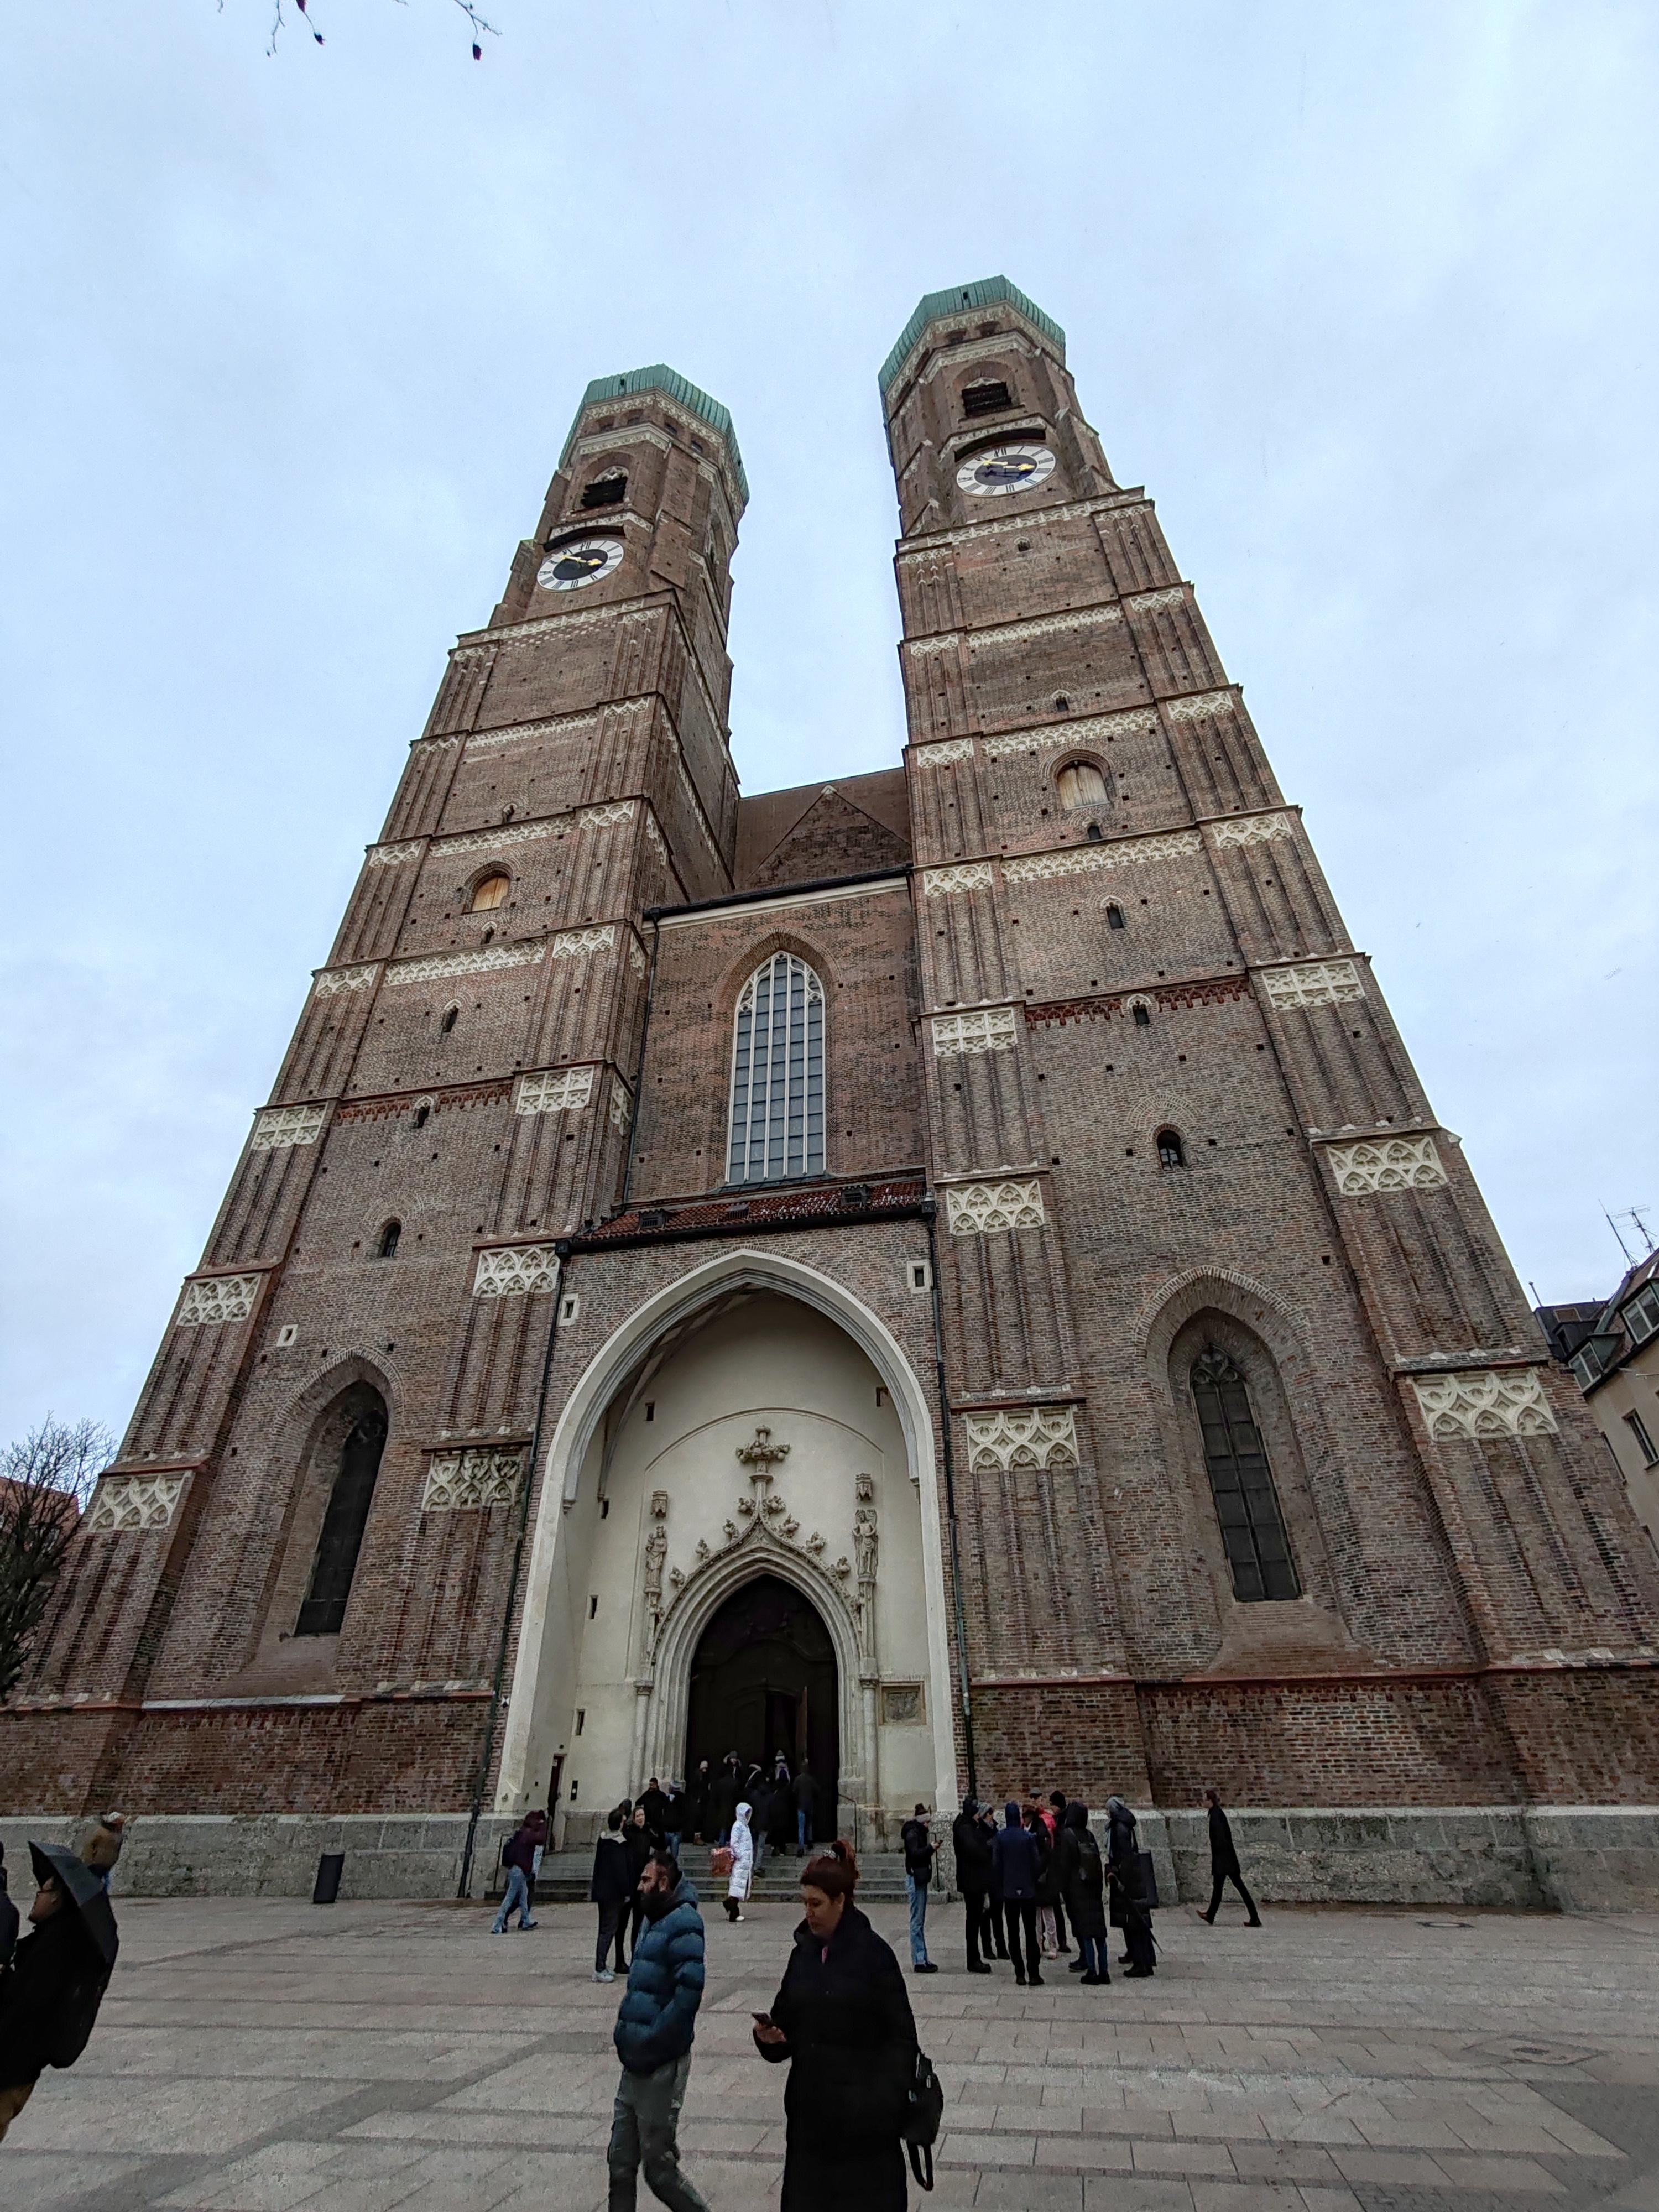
<box><xmin>1057</xmin><ymin>761</ymin><xmax>1110</xmax><ymax>810</ymax></box>
<box><xmin>962</xmin><ymin>379</ymin><xmax>1013</xmax><ymax>417</ymax></box>
<box><xmin>377</xmin><ymin>1219</ymin><xmax>402</xmax><ymax>1259</ymax></box>
<box><xmin>1086</xmin><ymin>822</ymin><xmax>1103</xmax><ymax>842</ymax></box>
<box><xmin>440</xmin><ymin>1005</ymin><xmax>459</xmax><ymax>1035</ymax></box>
<box><xmin>1156</xmin><ymin>1129</ymin><xmax>1186</xmax><ymax>1169</ymax></box>
<box><xmin>581</xmin><ymin>473</ymin><xmax>627</xmax><ymax>510</ymax></box>
<box><xmin>471</xmin><ymin>872</ymin><xmax>510</xmax><ymax>912</ymax></box>
<box><xmin>1133</xmin><ymin>1002</ymin><xmax>1152</xmax><ymax>1028</ymax></box>
<box><xmin>1106</xmin><ymin>903</ymin><xmax>1126</xmax><ymax>930</ymax></box>
<box><xmin>413</xmin><ymin>1103</ymin><xmax>430</xmax><ymax>1130</ymax></box>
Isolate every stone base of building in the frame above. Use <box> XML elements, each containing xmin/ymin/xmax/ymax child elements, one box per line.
<box><xmin>6</xmin><ymin>1804</ymin><xmax>1657</xmax><ymax>1908</ymax></box>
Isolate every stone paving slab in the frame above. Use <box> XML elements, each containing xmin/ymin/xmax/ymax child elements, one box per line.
<box><xmin>3</xmin><ymin>1897</ymin><xmax>1658</xmax><ymax>2210</ymax></box>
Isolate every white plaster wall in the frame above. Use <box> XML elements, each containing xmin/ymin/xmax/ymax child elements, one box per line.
<box><xmin>549</xmin><ymin>1295</ymin><xmax>939</xmax><ymax>1824</ymax></box>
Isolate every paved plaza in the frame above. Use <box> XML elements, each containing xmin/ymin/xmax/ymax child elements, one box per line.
<box><xmin>5</xmin><ymin>1893</ymin><xmax>1659</xmax><ymax>2212</ymax></box>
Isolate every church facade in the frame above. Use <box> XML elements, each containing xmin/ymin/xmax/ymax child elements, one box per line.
<box><xmin>11</xmin><ymin>278</ymin><xmax>1659</xmax><ymax>1901</ymax></box>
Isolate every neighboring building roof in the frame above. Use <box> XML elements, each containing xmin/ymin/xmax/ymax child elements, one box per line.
<box><xmin>879</xmin><ymin>276</ymin><xmax>1066</xmax><ymax>398</ymax></box>
<box><xmin>1547</xmin><ymin>1250</ymin><xmax>1659</xmax><ymax>1394</ymax></box>
<box><xmin>560</xmin><ymin>364</ymin><xmax>748</xmax><ymax>503</ymax></box>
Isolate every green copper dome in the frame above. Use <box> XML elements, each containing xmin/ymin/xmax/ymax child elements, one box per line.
<box><xmin>561</xmin><ymin>365</ymin><xmax>747</xmax><ymax>504</ymax></box>
<box><xmin>879</xmin><ymin>278</ymin><xmax>1065</xmax><ymax>399</ymax></box>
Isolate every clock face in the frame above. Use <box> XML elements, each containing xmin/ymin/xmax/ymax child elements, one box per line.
<box><xmin>536</xmin><ymin>536</ymin><xmax>624</xmax><ymax>591</ymax></box>
<box><xmin>956</xmin><ymin>442</ymin><xmax>1056</xmax><ymax>498</ymax></box>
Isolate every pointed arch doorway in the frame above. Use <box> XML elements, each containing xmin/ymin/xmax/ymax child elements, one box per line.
<box><xmin>686</xmin><ymin>1573</ymin><xmax>838</xmax><ymax>1834</ymax></box>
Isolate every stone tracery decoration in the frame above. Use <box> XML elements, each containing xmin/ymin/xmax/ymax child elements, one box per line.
<box><xmin>1260</xmin><ymin>959</ymin><xmax>1365</xmax><ymax>1010</ymax></box>
<box><xmin>1125</xmin><ymin>586</ymin><xmax>1188</xmax><ymax>612</ymax></box>
<box><xmin>314</xmin><ymin>964</ymin><xmax>379</xmax><ymax>997</ymax></box>
<box><xmin>390</xmin><ymin>943</ymin><xmax>545</xmax><ymax>987</ymax></box>
<box><xmin>609</xmin><ymin>1078</ymin><xmax>633</xmax><ymax>1133</ymax></box>
<box><xmin>982</xmin><ymin>707</ymin><xmax>1159</xmax><ymax>760</ymax></box>
<box><xmin>922</xmin><ymin>862</ymin><xmax>994</xmax><ymax>896</ymax></box>
<box><xmin>251</xmin><ymin>1104</ymin><xmax>328</xmax><ymax>1151</ymax></box>
<box><xmin>366</xmin><ymin>841</ymin><xmax>424</xmax><ymax>868</ymax></box>
<box><xmin>551</xmin><ymin>925</ymin><xmax>617</xmax><ymax>960</ymax></box>
<box><xmin>737</xmin><ymin>1425</ymin><xmax>790</xmax><ymax>1475</ymax></box>
<box><xmin>931</xmin><ymin>1007</ymin><xmax>1018</xmax><ymax>1056</ymax></box>
<box><xmin>516</xmin><ymin>1067</ymin><xmax>594</xmax><ymax>1115</ymax></box>
<box><xmin>178</xmin><ymin>1275</ymin><xmax>261</xmax><ymax>1326</ymax></box>
<box><xmin>1004</xmin><ymin>828</ymin><xmax>1201</xmax><ymax>884</ymax></box>
<box><xmin>87</xmin><ymin>1473</ymin><xmax>185</xmax><ymax>1533</ymax></box>
<box><xmin>1328</xmin><ymin>1136</ymin><xmax>1448</xmax><ymax>1196</ymax></box>
<box><xmin>1410</xmin><ymin>1370</ymin><xmax>1558</xmax><ymax>1440</ymax></box>
<box><xmin>912</xmin><ymin>738</ymin><xmax>977</xmax><ymax>766</ymax></box>
<box><xmin>964</xmin><ymin>1405</ymin><xmax>1079</xmax><ymax>1472</ymax></box>
<box><xmin>583</xmin><ymin>800</ymin><xmax>637</xmax><ymax>829</ymax></box>
<box><xmin>1207</xmin><ymin>812</ymin><xmax>1295</xmax><ymax>849</ymax></box>
<box><xmin>945</xmin><ymin>1179</ymin><xmax>1046</xmax><ymax>1234</ymax></box>
<box><xmin>472</xmin><ymin>1245</ymin><xmax>559</xmax><ymax>1297</ymax></box>
<box><xmin>1167</xmin><ymin>690</ymin><xmax>1239</xmax><ymax>723</ymax></box>
<box><xmin>421</xmin><ymin>1448</ymin><xmax>523</xmax><ymax>1511</ymax></box>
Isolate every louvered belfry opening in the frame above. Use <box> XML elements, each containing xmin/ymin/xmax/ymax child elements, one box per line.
<box><xmin>727</xmin><ymin>952</ymin><xmax>825</xmax><ymax>1184</ymax></box>
<box><xmin>296</xmin><ymin>1386</ymin><xmax>389</xmax><ymax>1636</ymax></box>
<box><xmin>962</xmin><ymin>379</ymin><xmax>1013</xmax><ymax>416</ymax></box>
<box><xmin>1191</xmin><ymin>1348</ymin><xmax>1300</xmax><ymax>1601</ymax></box>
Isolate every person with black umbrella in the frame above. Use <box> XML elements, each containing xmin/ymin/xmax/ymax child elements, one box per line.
<box><xmin>0</xmin><ymin>1846</ymin><xmax>18</xmax><ymax>1974</ymax></box>
<box><xmin>0</xmin><ymin>1841</ymin><xmax>118</xmax><ymax>2142</ymax></box>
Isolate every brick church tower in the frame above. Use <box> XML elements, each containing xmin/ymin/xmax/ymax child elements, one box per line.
<box><xmin>8</xmin><ymin>284</ymin><xmax>1658</xmax><ymax>1905</ymax></box>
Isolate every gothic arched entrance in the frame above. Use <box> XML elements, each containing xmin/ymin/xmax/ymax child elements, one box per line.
<box><xmin>686</xmin><ymin>1573</ymin><xmax>838</xmax><ymax>1834</ymax></box>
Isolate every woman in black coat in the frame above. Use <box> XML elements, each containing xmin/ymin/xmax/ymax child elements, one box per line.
<box><xmin>753</xmin><ymin>1841</ymin><xmax>919</xmax><ymax>2212</ymax></box>
<box><xmin>1105</xmin><ymin>1796</ymin><xmax>1156</xmax><ymax>1978</ymax></box>
<box><xmin>1054</xmin><ymin>1801</ymin><xmax>1109</xmax><ymax>1983</ymax></box>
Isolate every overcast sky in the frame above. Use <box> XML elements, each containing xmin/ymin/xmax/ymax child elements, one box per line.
<box><xmin>4</xmin><ymin>1</ymin><xmax>1656</xmax><ymax>1448</ymax></box>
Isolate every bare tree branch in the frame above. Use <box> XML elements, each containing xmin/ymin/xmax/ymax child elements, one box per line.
<box><xmin>222</xmin><ymin>0</ymin><xmax>501</xmax><ymax>59</ymax></box>
<box><xmin>0</xmin><ymin>1416</ymin><xmax>116</xmax><ymax>1700</ymax></box>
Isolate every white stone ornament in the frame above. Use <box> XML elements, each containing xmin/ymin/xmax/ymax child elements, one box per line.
<box><xmin>472</xmin><ymin>1245</ymin><xmax>560</xmax><ymax>1297</ymax></box>
<box><xmin>912</xmin><ymin>738</ymin><xmax>977</xmax><ymax>766</ymax></box>
<box><xmin>314</xmin><ymin>964</ymin><xmax>379</xmax><ymax>997</ymax></box>
<box><xmin>516</xmin><ymin>1067</ymin><xmax>594</xmax><ymax>1115</ymax></box>
<box><xmin>1167</xmin><ymin>690</ymin><xmax>1238</xmax><ymax>723</ymax></box>
<box><xmin>1003</xmin><ymin>828</ymin><xmax>1202</xmax><ymax>885</ymax></box>
<box><xmin>609</xmin><ymin>1079</ymin><xmax>633</xmax><ymax>1133</ymax></box>
<box><xmin>1126</xmin><ymin>586</ymin><xmax>1187</xmax><ymax>612</ymax></box>
<box><xmin>956</xmin><ymin>442</ymin><xmax>1056</xmax><ymax>497</ymax></box>
<box><xmin>422</xmin><ymin>1448</ymin><xmax>524</xmax><ymax>1510</ymax></box>
<box><xmin>583</xmin><ymin>801</ymin><xmax>636</xmax><ymax>830</ymax></box>
<box><xmin>536</xmin><ymin>536</ymin><xmax>624</xmax><ymax>591</ymax></box>
<box><xmin>367</xmin><ymin>841</ymin><xmax>424</xmax><ymax>868</ymax></box>
<box><xmin>1410</xmin><ymin>1370</ymin><xmax>1559</xmax><ymax>1440</ymax></box>
<box><xmin>390</xmin><ymin>943</ymin><xmax>545</xmax><ymax>985</ymax></box>
<box><xmin>1208</xmin><ymin>812</ymin><xmax>1295</xmax><ymax>849</ymax></box>
<box><xmin>1328</xmin><ymin>1136</ymin><xmax>1448</xmax><ymax>1196</ymax></box>
<box><xmin>923</xmin><ymin>863</ymin><xmax>994</xmax><ymax>896</ymax></box>
<box><xmin>251</xmin><ymin>1104</ymin><xmax>328</xmax><ymax>1151</ymax></box>
<box><xmin>87</xmin><ymin>1473</ymin><xmax>186</xmax><ymax>1533</ymax></box>
<box><xmin>931</xmin><ymin>1007</ymin><xmax>1018</xmax><ymax>1056</ymax></box>
<box><xmin>982</xmin><ymin>707</ymin><xmax>1159</xmax><ymax>760</ymax></box>
<box><xmin>550</xmin><ymin>926</ymin><xmax>616</xmax><ymax>959</ymax></box>
<box><xmin>964</xmin><ymin>1406</ymin><xmax>1079</xmax><ymax>1472</ymax></box>
<box><xmin>1260</xmin><ymin>959</ymin><xmax>1365</xmax><ymax>1009</ymax></box>
<box><xmin>946</xmin><ymin>1180</ymin><xmax>1046</xmax><ymax>1233</ymax></box>
<box><xmin>178</xmin><ymin>1275</ymin><xmax>261</xmax><ymax>1326</ymax></box>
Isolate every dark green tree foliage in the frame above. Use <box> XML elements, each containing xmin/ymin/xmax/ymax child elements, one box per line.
<box><xmin>0</xmin><ymin>1417</ymin><xmax>114</xmax><ymax>1700</ymax></box>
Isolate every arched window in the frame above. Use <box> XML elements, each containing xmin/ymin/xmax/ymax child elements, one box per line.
<box><xmin>728</xmin><ymin>953</ymin><xmax>825</xmax><ymax>1184</ymax></box>
<box><xmin>1057</xmin><ymin>760</ymin><xmax>1109</xmax><ymax>810</ymax></box>
<box><xmin>962</xmin><ymin>378</ymin><xmax>1012</xmax><ymax>418</ymax></box>
<box><xmin>471</xmin><ymin>872</ymin><xmax>510</xmax><ymax>913</ymax></box>
<box><xmin>580</xmin><ymin>470</ymin><xmax>627</xmax><ymax>510</ymax></box>
<box><xmin>1156</xmin><ymin>1128</ymin><xmax>1185</xmax><ymax>1169</ymax></box>
<box><xmin>1191</xmin><ymin>1349</ymin><xmax>1299</xmax><ymax>1603</ymax></box>
<box><xmin>440</xmin><ymin>1005</ymin><xmax>459</xmax><ymax>1035</ymax></box>
<box><xmin>413</xmin><ymin>1103</ymin><xmax>430</xmax><ymax>1130</ymax></box>
<box><xmin>1105</xmin><ymin>903</ymin><xmax>1126</xmax><ymax>931</ymax></box>
<box><xmin>1132</xmin><ymin>1001</ymin><xmax>1152</xmax><ymax>1028</ymax></box>
<box><xmin>296</xmin><ymin>1387</ymin><xmax>389</xmax><ymax>1636</ymax></box>
<box><xmin>377</xmin><ymin>1219</ymin><xmax>401</xmax><ymax>1259</ymax></box>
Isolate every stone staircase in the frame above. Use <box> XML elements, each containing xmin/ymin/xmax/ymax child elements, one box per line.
<box><xmin>532</xmin><ymin>1844</ymin><xmax>916</xmax><ymax>1903</ymax></box>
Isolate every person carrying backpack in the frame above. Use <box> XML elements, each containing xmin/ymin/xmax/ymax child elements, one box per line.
<box><xmin>491</xmin><ymin>1811</ymin><xmax>545</xmax><ymax>1934</ymax></box>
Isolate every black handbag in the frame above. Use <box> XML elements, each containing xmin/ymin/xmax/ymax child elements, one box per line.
<box><xmin>1135</xmin><ymin>1849</ymin><xmax>1160</xmax><ymax>1910</ymax></box>
<box><xmin>902</xmin><ymin>2046</ymin><xmax>945</xmax><ymax>2190</ymax></box>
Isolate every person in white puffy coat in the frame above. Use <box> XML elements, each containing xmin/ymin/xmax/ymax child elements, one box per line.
<box><xmin>723</xmin><ymin>1803</ymin><xmax>754</xmax><ymax>1922</ymax></box>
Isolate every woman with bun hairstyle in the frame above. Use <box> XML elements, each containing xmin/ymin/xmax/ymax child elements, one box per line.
<box><xmin>752</xmin><ymin>1840</ymin><xmax>919</xmax><ymax>2211</ymax></box>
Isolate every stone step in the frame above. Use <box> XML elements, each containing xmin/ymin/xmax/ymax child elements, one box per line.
<box><xmin>531</xmin><ymin>1846</ymin><xmax>919</xmax><ymax>1903</ymax></box>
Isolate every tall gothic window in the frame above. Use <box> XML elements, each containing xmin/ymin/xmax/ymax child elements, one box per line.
<box><xmin>296</xmin><ymin>1387</ymin><xmax>389</xmax><ymax>1637</ymax></box>
<box><xmin>727</xmin><ymin>953</ymin><xmax>825</xmax><ymax>1184</ymax></box>
<box><xmin>1191</xmin><ymin>1348</ymin><xmax>1300</xmax><ymax>1602</ymax></box>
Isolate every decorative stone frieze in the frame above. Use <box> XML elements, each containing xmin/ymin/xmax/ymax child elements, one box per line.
<box><xmin>946</xmin><ymin>1179</ymin><xmax>1046</xmax><ymax>1233</ymax></box>
<box><xmin>314</xmin><ymin>964</ymin><xmax>379</xmax><ymax>997</ymax></box>
<box><xmin>583</xmin><ymin>800</ymin><xmax>636</xmax><ymax>829</ymax></box>
<box><xmin>251</xmin><ymin>1104</ymin><xmax>328</xmax><ymax>1151</ymax></box>
<box><xmin>643</xmin><ymin>812</ymin><xmax>668</xmax><ymax>861</ymax></box>
<box><xmin>550</xmin><ymin>926</ymin><xmax>616</xmax><ymax>961</ymax></box>
<box><xmin>1167</xmin><ymin>690</ymin><xmax>1239</xmax><ymax>723</ymax></box>
<box><xmin>466</xmin><ymin>713</ymin><xmax>598</xmax><ymax>756</ymax></box>
<box><xmin>1260</xmin><ymin>959</ymin><xmax>1365</xmax><ymax>1009</ymax></box>
<box><xmin>87</xmin><ymin>1473</ymin><xmax>186</xmax><ymax>1533</ymax></box>
<box><xmin>973</xmin><ymin>604</ymin><xmax>1124</xmax><ymax>648</ymax></box>
<box><xmin>178</xmin><ymin>1275</ymin><xmax>261</xmax><ymax>1326</ymax></box>
<box><xmin>1410</xmin><ymin>1370</ymin><xmax>1559</xmax><ymax>1441</ymax></box>
<box><xmin>627</xmin><ymin>937</ymin><xmax>647</xmax><ymax>977</ymax></box>
<box><xmin>1207</xmin><ymin>812</ymin><xmax>1294</xmax><ymax>849</ymax></box>
<box><xmin>1003</xmin><ymin>828</ymin><xmax>1202</xmax><ymax>885</ymax></box>
<box><xmin>964</xmin><ymin>1406</ymin><xmax>1079</xmax><ymax>1472</ymax></box>
<box><xmin>1125</xmin><ymin>586</ymin><xmax>1187</xmax><ymax>612</ymax></box>
<box><xmin>911</xmin><ymin>738</ymin><xmax>977</xmax><ymax>766</ymax></box>
<box><xmin>609</xmin><ymin>1078</ymin><xmax>633</xmax><ymax>1132</ymax></box>
<box><xmin>1328</xmin><ymin>1136</ymin><xmax>1448</xmax><ymax>1196</ymax></box>
<box><xmin>389</xmin><ymin>943</ymin><xmax>545</xmax><ymax>986</ymax></box>
<box><xmin>367</xmin><ymin>841</ymin><xmax>424</xmax><ymax>868</ymax></box>
<box><xmin>472</xmin><ymin>1245</ymin><xmax>559</xmax><ymax>1297</ymax></box>
<box><xmin>982</xmin><ymin>707</ymin><xmax>1159</xmax><ymax>759</ymax></box>
<box><xmin>932</xmin><ymin>1007</ymin><xmax>1018</xmax><ymax>1056</ymax></box>
<box><xmin>923</xmin><ymin>863</ymin><xmax>994</xmax><ymax>896</ymax></box>
<box><xmin>516</xmin><ymin>1067</ymin><xmax>594</xmax><ymax>1115</ymax></box>
<box><xmin>442</xmin><ymin>817</ymin><xmax>566</xmax><ymax>858</ymax></box>
<box><xmin>421</xmin><ymin>1448</ymin><xmax>523</xmax><ymax>1510</ymax></box>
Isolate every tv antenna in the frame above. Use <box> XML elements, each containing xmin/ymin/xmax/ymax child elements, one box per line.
<box><xmin>1605</xmin><ymin>1207</ymin><xmax>1656</xmax><ymax>1265</ymax></box>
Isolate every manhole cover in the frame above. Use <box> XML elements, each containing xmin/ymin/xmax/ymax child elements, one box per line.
<box><xmin>1472</xmin><ymin>2035</ymin><xmax>1600</xmax><ymax>2065</ymax></box>
<box><xmin>1417</xmin><ymin>1918</ymin><xmax>1475</xmax><ymax>1929</ymax></box>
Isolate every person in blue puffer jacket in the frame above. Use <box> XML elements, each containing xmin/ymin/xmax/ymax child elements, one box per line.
<box><xmin>608</xmin><ymin>1850</ymin><xmax>711</xmax><ymax>2212</ymax></box>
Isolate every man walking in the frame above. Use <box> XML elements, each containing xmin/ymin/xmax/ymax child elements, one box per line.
<box><xmin>1199</xmin><ymin>1787</ymin><xmax>1262</xmax><ymax>1927</ymax></box>
<box><xmin>608</xmin><ymin>1850</ymin><xmax>710</xmax><ymax>2212</ymax></box>
<box><xmin>900</xmin><ymin>1803</ymin><xmax>939</xmax><ymax>1974</ymax></box>
<box><xmin>591</xmin><ymin>1808</ymin><xmax>632</xmax><ymax>1982</ymax></box>
<box><xmin>491</xmin><ymin>1810</ymin><xmax>545</xmax><ymax>1934</ymax></box>
<box><xmin>790</xmin><ymin>1760</ymin><xmax>818</xmax><ymax>1855</ymax></box>
<box><xmin>951</xmin><ymin>1797</ymin><xmax>994</xmax><ymax>1974</ymax></box>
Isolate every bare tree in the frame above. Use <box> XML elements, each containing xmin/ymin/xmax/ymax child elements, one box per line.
<box><xmin>243</xmin><ymin>0</ymin><xmax>502</xmax><ymax>60</ymax></box>
<box><xmin>0</xmin><ymin>1417</ymin><xmax>115</xmax><ymax>1700</ymax></box>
